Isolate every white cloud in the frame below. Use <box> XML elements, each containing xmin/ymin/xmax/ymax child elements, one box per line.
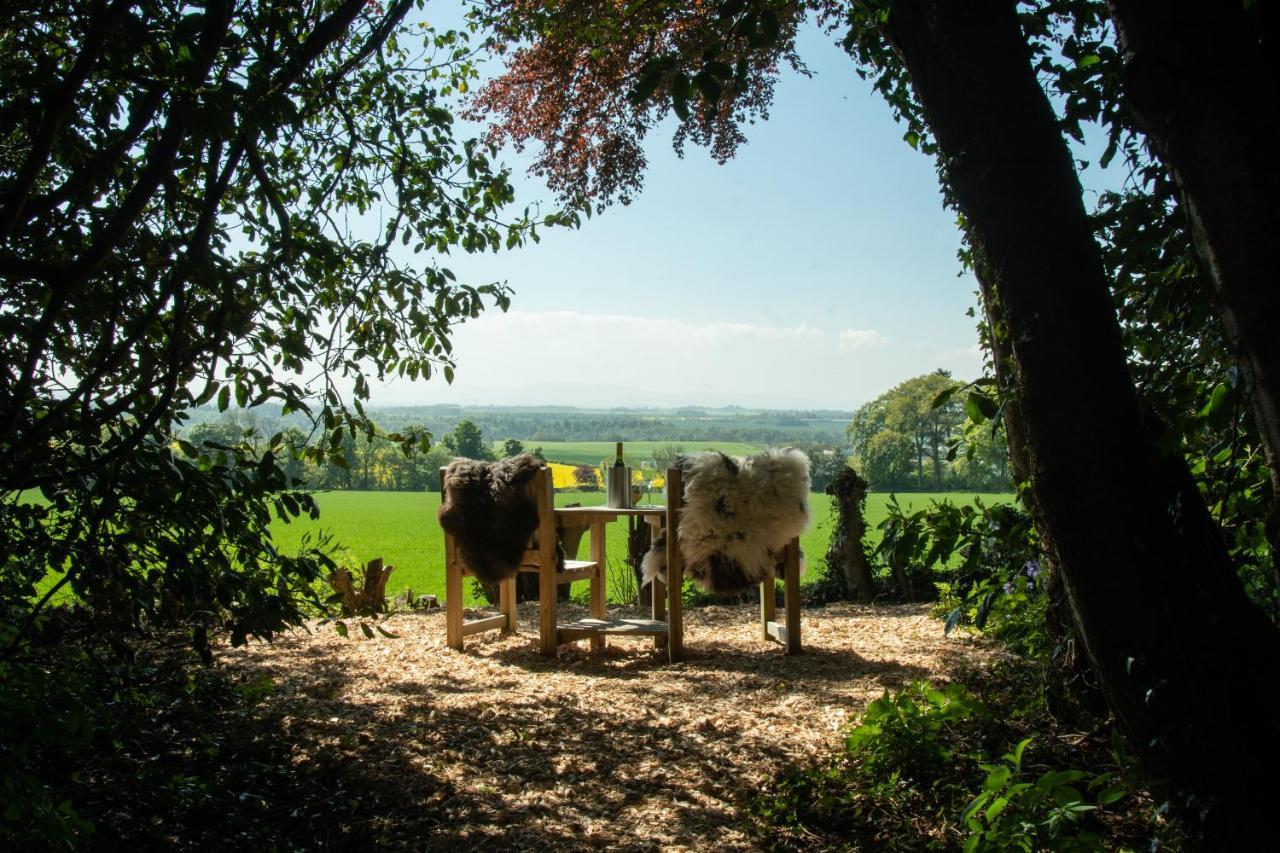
<box><xmin>361</xmin><ymin>310</ymin><xmax>973</xmax><ymax>410</ymax></box>
<box><xmin>838</xmin><ymin>328</ymin><xmax>889</xmax><ymax>351</ymax></box>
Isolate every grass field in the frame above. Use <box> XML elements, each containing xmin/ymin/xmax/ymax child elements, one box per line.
<box><xmin>268</xmin><ymin>489</ymin><xmax>1013</xmax><ymax>605</ymax></box>
<box><xmin>502</xmin><ymin>440</ymin><xmax>762</xmax><ymax>467</ymax></box>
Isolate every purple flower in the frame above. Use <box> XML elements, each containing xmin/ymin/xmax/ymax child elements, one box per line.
<box><xmin>1003</xmin><ymin>581</ymin><xmax>1016</xmax><ymax>595</ymax></box>
<box><xmin>1024</xmin><ymin>559</ymin><xmax>1041</xmax><ymax>579</ymax></box>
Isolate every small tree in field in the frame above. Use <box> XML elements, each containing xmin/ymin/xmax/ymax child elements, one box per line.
<box><xmin>573</xmin><ymin>464</ymin><xmax>599</xmax><ymax>491</ymax></box>
<box><xmin>501</xmin><ymin>438</ymin><xmax>525</xmax><ymax>458</ymax></box>
<box><xmin>442</xmin><ymin>420</ymin><xmax>493</xmax><ymax>461</ymax></box>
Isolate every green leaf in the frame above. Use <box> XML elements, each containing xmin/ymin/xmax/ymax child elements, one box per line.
<box><xmin>360</xmin><ymin>622</ymin><xmax>375</xmax><ymax>639</ymax></box>
<box><xmin>671</xmin><ymin>72</ymin><xmax>690</xmax><ymax>121</ymax></box>
<box><xmin>704</xmin><ymin>60</ymin><xmax>734</xmax><ymax>80</ymax></box>
<box><xmin>985</xmin><ymin>795</ymin><xmax>1010</xmax><ymax>821</ymax></box>
<box><xmin>1197</xmin><ymin>381</ymin><xmax>1229</xmax><ymax>419</ymax></box>
<box><xmin>217</xmin><ymin>385</ymin><xmax>230</xmax><ymax>412</ymax></box>
<box><xmin>1039</xmin><ymin>769</ymin><xmax>1088</xmax><ymax>788</ymax></box>
<box><xmin>629</xmin><ymin>68</ymin><xmax>663</xmax><ymax>103</ymax></box>
<box><xmin>1052</xmin><ymin>784</ymin><xmax>1086</xmax><ymax>806</ymax></box>
<box><xmin>966</xmin><ymin>391</ymin><xmax>998</xmax><ymax>422</ymax></box>
<box><xmin>1095</xmin><ymin>785</ymin><xmax>1126</xmax><ymax>806</ymax></box>
<box><xmin>692</xmin><ymin>71</ymin><xmax>721</xmax><ymax>106</ymax></box>
<box><xmin>931</xmin><ymin>385</ymin><xmax>958</xmax><ymax>410</ymax></box>
<box><xmin>984</xmin><ymin>764</ymin><xmax>1012</xmax><ymax>791</ymax></box>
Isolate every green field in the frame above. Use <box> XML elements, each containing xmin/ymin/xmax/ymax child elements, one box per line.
<box><xmin>501</xmin><ymin>440</ymin><xmax>762</xmax><ymax>467</ymax></box>
<box><xmin>268</xmin><ymin>490</ymin><xmax>1013</xmax><ymax>605</ymax></box>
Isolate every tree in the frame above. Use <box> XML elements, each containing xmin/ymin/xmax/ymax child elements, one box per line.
<box><xmin>849</xmin><ymin>371</ymin><xmax>965</xmax><ymax>490</ymax></box>
<box><xmin>1104</xmin><ymin>0</ymin><xmax>1280</xmax><ymax>528</ymax></box>
<box><xmin>441</xmin><ymin>420</ymin><xmax>493</xmax><ymax>461</ymax></box>
<box><xmin>0</xmin><ymin>2</ymin><xmax>586</xmax><ymax>831</ymax></box>
<box><xmin>501</xmin><ymin>438</ymin><xmax>525</xmax><ymax>457</ymax></box>
<box><xmin>650</xmin><ymin>443</ymin><xmax>686</xmax><ymax>474</ymax></box>
<box><xmin>573</xmin><ymin>464</ymin><xmax>599</xmax><ymax>491</ymax></box>
<box><xmin>793</xmin><ymin>443</ymin><xmax>849</xmax><ymax>493</ymax></box>
<box><xmin>469</xmin><ymin>1</ymin><xmax>1280</xmax><ymax>840</ymax></box>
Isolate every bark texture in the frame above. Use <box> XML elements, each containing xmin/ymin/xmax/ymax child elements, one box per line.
<box><xmin>824</xmin><ymin>468</ymin><xmax>876</xmax><ymax>602</ymax></box>
<box><xmin>884</xmin><ymin>0</ymin><xmax>1280</xmax><ymax>842</ymax></box>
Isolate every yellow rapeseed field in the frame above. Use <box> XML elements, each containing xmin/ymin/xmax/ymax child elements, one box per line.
<box><xmin>547</xmin><ymin>462</ymin><xmax>664</xmax><ymax>491</ymax></box>
<box><xmin>549</xmin><ymin>462</ymin><xmax>590</xmax><ymax>489</ymax></box>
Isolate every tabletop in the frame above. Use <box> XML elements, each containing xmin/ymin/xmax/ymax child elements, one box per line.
<box><xmin>554</xmin><ymin>504</ymin><xmax>666</xmax><ymax>518</ymax></box>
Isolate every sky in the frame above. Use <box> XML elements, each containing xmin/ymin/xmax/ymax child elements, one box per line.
<box><xmin>361</xmin><ymin>9</ymin><xmax>1116</xmax><ymax>412</ymax></box>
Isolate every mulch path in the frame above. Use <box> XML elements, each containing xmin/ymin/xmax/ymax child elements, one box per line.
<box><xmin>221</xmin><ymin>602</ymin><xmax>990</xmax><ymax>850</ymax></box>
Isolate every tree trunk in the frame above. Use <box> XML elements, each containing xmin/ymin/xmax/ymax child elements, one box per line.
<box><xmin>824</xmin><ymin>468</ymin><xmax>876</xmax><ymax>601</ymax></box>
<box><xmin>972</xmin><ymin>245</ymin><xmax>1105</xmax><ymax>723</ymax></box>
<box><xmin>885</xmin><ymin>0</ymin><xmax>1280</xmax><ymax>843</ymax></box>
<box><xmin>1107</xmin><ymin>0</ymin><xmax>1280</xmax><ymax>609</ymax></box>
<box><xmin>329</xmin><ymin>558</ymin><xmax>394</xmax><ymax>615</ymax></box>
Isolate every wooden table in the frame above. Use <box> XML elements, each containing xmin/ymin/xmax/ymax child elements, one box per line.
<box><xmin>551</xmin><ymin>504</ymin><xmax>677</xmax><ymax>656</ymax></box>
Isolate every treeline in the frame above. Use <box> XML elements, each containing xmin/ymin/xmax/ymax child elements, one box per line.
<box><xmin>186</xmin><ymin>391</ymin><xmax>1009</xmax><ymax>495</ymax></box>
<box><xmin>183</xmin><ymin>414</ymin><xmax>860</xmax><ymax>493</ymax></box>
<box><xmin>182</xmin><ymin>404</ymin><xmax>851</xmax><ymax>447</ymax></box>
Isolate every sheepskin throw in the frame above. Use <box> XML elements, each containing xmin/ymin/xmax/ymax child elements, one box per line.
<box><xmin>438</xmin><ymin>454</ymin><xmax>545</xmax><ymax>585</ymax></box>
<box><xmin>642</xmin><ymin>448</ymin><xmax>810</xmax><ymax>594</ymax></box>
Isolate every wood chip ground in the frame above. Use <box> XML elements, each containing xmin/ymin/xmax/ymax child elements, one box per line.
<box><xmin>222</xmin><ymin>602</ymin><xmax>990</xmax><ymax>850</ymax></box>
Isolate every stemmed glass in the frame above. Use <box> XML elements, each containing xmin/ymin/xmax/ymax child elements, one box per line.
<box><xmin>640</xmin><ymin>460</ymin><xmax>656</xmax><ymax>506</ymax></box>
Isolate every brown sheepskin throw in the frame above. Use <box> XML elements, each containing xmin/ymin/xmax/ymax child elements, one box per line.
<box><xmin>642</xmin><ymin>448</ymin><xmax>810</xmax><ymax>594</ymax></box>
<box><xmin>438</xmin><ymin>454</ymin><xmax>546</xmax><ymax>585</ymax></box>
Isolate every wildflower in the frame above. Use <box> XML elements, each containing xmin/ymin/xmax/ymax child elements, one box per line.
<box><xmin>1003</xmin><ymin>581</ymin><xmax>1016</xmax><ymax>595</ymax></box>
<box><xmin>1024</xmin><ymin>559</ymin><xmax>1040</xmax><ymax>579</ymax></box>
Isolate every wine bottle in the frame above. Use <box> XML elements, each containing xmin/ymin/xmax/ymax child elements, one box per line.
<box><xmin>608</xmin><ymin>442</ymin><xmax>628</xmax><ymax>507</ymax></box>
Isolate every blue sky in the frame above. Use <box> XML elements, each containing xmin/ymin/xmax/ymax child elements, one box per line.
<box><xmin>367</xmin><ymin>10</ymin><xmax>1116</xmax><ymax>411</ymax></box>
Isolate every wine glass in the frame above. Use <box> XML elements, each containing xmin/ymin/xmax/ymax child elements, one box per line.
<box><xmin>640</xmin><ymin>460</ymin><xmax>656</xmax><ymax>506</ymax></box>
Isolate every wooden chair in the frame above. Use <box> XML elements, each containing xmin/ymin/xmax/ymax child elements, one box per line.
<box><xmin>442</xmin><ymin>465</ymin><xmax>605</xmax><ymax>652</ymax></box>
<box><xmin>657</xmin><ymin>466</ymin><xmax>802</xmax><ymax>662</ymax></box>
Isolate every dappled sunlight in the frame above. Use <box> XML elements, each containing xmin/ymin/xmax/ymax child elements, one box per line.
<box><xmin>221</xmin><ymin>602</ymin><xmax>992</xmax><ymax>849</ymax></box>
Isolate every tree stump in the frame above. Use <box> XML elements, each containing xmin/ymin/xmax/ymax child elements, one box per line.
<box><xmin>329</xmin><ymin>558</ymin><xmax>395</xmax><ymax>615</ymax></box>
<box><xmin>825</xmin><ymin>468</ymin><xmax>877</xmax><ymax>602</ymax></box>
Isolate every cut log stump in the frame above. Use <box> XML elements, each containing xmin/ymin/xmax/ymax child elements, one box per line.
<box><xmin>329</xmin><ymin>558</ymin><xmax>395</xmax><ymax>615</ymax></box>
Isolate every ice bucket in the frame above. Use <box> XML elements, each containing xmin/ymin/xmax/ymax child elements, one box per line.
<box><xmin>605</xmin><ymin>465</ymin><xmax>632</xmax><ymax>508</ymax></box>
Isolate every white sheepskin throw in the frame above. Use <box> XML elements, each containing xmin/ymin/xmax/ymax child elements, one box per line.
<box><xmin>642</xmin><ymin>448</ymin><xmax>810</xmax><ymax>594</ymax></box>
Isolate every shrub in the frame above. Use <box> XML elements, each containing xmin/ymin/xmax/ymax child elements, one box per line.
<box><xmin>848</xmin><ymin>681</ymin><xmax>984</xmax><ymax>786</ymax></box>
<box><xmin>961</xmin><ymin>737</ymin><xmax>1124</xmax><ymax>852</ymax></box>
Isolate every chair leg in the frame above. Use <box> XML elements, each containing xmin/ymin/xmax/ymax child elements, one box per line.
<box><xmin>445</xmin><ymin>538</ymin><xmax>463</xmax><ymax>651</ymax></box>
<box><xmin>539</xmin><ymin>561</ymin><xmax>558</xmax><ymax>656</ymax></box>
<box><xmin>784</xmin><ymin>538</ymin><xmax>801</xmax><ymax>655</ymax></box>
<box><xmin>651</xmin><ymin>576</ymin><xmax>667</xmax><ymax>649</ymax></box>
<box><xmin>500</xmin><ymin>575</ymin><xmax>517</xmax><ymax>635</ymax></box>
<box><xmin>589</xmin><ymin>519</ymin><xmax>606</xmax><ymax>650</ymax></box>
<box><xmin>760</xmin><ymin>577</ymin><xmax>776</xmax><ymax>642</ymax></box>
